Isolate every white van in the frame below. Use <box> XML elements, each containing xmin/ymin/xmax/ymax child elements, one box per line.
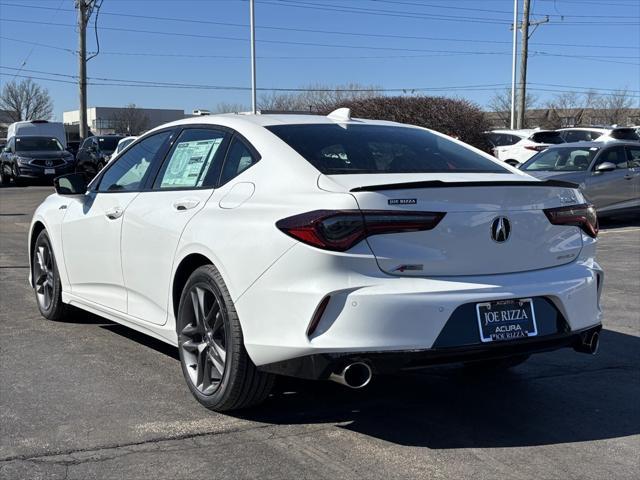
<box><xmin>6</xmin><ymin>120</ymin><xmax>67</xmax><ymax>148</ymax></box>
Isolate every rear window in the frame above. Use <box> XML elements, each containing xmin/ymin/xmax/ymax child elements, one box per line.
<box><xmin>610</xmin><ymin>129</ymin><xmax>640</xmax><ymax>141</ymax></box>
<box><xmin>97</xmin><ymin>137</ymin><xmax>121</xmax><ymax>152</ymax></box>
<box><xmin>530</xmin><ymin>132</ymin><xmax>565</xmax><ymax>144</ymax></box>
<box><xmin>267</xmin><ymin>124</ymin><xmax>507</xmax><ymax>174</ymax></box>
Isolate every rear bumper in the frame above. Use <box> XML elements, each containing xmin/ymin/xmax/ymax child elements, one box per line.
<box><xmin>237</xmin><ymin>243</ymin><xmax>604</xmax><ymax>367</ymax></box>
<box><xmin>259</xmin><ymin>325</ymin><xmax>602</xmax><ymax>380</ymax></box>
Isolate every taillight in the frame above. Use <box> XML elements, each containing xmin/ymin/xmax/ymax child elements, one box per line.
<box><xmin>544</xmin><ymin>204</ymin><xmax>598</xmax><ymax>238</ymax></box>
<box><xmin>276</xmin><ymin>210</ymin><xmax>445</xmax><ymax>252</ymax></box>
<box><xmin>525</xmin><ymin>145</ymin><xmax>548</xmax><ymax>152</ymax></box>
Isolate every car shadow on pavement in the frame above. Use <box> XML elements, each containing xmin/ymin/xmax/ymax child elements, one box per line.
<box><xmin>236</xmin><ymin>328</ymin><xmax>640</xmax><ymax>449</ymax></box>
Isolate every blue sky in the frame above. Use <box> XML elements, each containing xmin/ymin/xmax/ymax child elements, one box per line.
<box><xmin>0</xmin><ymin>0</ymin><xmax>638</xmax><ymax>120</ymax></box>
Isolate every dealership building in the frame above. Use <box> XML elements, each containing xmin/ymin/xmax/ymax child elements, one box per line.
<box><xmin>63</xmin><ymin>106</ymin><xmax>186</xmax><ymax>136</ymax></box>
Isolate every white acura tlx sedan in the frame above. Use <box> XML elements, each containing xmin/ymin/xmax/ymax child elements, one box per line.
<box><xmin>29</xmin><ymin>109</ymin><xmax>603</xmax><ymax>411</ymax></box>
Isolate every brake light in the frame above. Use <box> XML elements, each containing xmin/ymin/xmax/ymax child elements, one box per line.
<box><xmin>525</xmin><ymin>145</ymin><xmax>548</xmax><ymax>152</ymax></box>
<box><xmin>544</xmin><ymin>204</ymin><xmax>598</xmax><ymax>238</ymax></box>
<box><xmin>276</xmin><ymin>210</ymin><xmax>445</xmax><ymax>252</ymax></box>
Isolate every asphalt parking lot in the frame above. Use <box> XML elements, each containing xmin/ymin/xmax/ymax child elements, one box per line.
<box><xmin>1</xmin><ymin>185</ymin><xmax>638</xmax><ymax>480</ymax></box>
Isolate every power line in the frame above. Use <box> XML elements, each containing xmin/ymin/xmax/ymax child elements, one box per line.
<box><xmin>0</xmin><ymin>3</ymin><xmax>637</xmax><ymax>50</ymax></box>
<box><xmin>2</xmin><ymin>65</ymin><xmax>638</xmax><ymax>97</ymax></box>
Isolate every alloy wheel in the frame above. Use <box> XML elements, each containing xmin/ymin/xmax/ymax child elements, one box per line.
<box><xmin>34</xmin><ymin>243</ymin><xmax>55</xmax><ymax>311</ymax></box>
<box><xmin>179</xmin><ymin>284</ymin><xmax>227</xmax><ymax>395</ymax></box>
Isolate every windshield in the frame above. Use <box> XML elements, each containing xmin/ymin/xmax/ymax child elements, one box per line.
<box><xmin>522</xmin><ymin>147</ymin><xmax>598</xmax><ymax>172</ymax></box>
<box><xmin>266</xmin><ymin>124</ymin><xmax>508</xmax><ymax>174</ymax></box>
<box><xmin>97</xmin><ymin>137</ymin><xmax>121</xmax><ymax>153</ymax></box>
<box><xmin>15</xmin><ymin>136</ymin><xmax>63</xmax><ymax>152</ymax></box>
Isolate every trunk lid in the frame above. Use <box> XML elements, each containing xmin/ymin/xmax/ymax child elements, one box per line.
<box><xmin>319</xmin><ymin>173</ymin><xmax>584</xmax><ymax>276</ymax></box>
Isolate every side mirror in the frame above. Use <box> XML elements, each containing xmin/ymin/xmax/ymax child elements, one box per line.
<box><xmin>54</xmin><ymin>173</ymin><xmax>87</xmax><ymax>195</ymax></box>
<box><xmin>595</xmin><ymin>162</ymin><xmax>616</xmax><ymax>173</ymax></box>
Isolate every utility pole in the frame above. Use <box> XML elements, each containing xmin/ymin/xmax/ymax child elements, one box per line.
<box><xmin>510</xmin><ymin>0</ymin><xmax>518</xmax><ymax>129</ymax></box>
<box><xmin>249</xmin><ymin>0</ymin><xmax>257</xmax><ymax>114</ymax></box>
<box><xmin>516</xmin><ymin>0</ymin><xmax>549</xmax><ymax>129</ymax></box>
<box><xmin>76</xmin><ymin>1</ymin><xmax>95</xmax><ymax>140</ymax></box>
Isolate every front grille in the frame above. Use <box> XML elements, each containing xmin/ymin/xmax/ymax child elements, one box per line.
<box><xmin>31</xmin><ymin>159</ymin><xmax>65</xmax><ymax>167</ymax></box>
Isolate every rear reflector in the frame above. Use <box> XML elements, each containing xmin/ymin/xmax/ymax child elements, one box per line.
<box><xmin>307</xmin><ymin>295</ymin><xmax>331</xmax><ymax>337</ymax></box>
<box><xmin>276</xmin><ymin>210</ymin><xmax>445</xmax><ymax>252</ymax></box>
<box><xmin>544</xmin><ymin>204</ymin><xmax>598</xmax><ymax>238</ymax></box>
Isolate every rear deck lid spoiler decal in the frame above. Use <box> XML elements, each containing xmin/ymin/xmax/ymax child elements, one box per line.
<box><xmin>350</xmin><ymin>179</ymin><xmax>579</xmax><ymax>192</ymax></box>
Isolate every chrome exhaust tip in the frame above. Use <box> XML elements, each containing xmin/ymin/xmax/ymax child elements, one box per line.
<box><xmin>574</xmin><ymin>330</ymin><xmax>600</xmax><ymax>355</ymax></box>
<box><xmin>328</xmin><ymin>362</ymin><xmax>372</xmax><ymax>389</ymax></box>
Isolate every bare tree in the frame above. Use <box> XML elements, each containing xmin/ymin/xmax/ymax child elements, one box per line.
<box><xmin>594</xmin><ymin>89</ymin><xmax>635</xmax><ymax>125</ymax></box>
<box><xmin>259</xmin><ymin>83</ymin><xmax>381</xmax><ymax>112</ymax></box>
<box><xmin>212</xmin><ymin>102</ymin><xmax>249</xmax><ymax>114</ymax></box>
<box><xmin>488</xmin><ymin>88</ymin><xmax>537</xmax><ymax>128</ymax></box>
<box><xmin>109</xmin><ymin>104</ymin><xmax>149</xmax><ymax>135</ymax></box>
<box><xmin>0</xmin><ymin>78</ymin><xmax>53</xmax><ymax>122</ymax></box>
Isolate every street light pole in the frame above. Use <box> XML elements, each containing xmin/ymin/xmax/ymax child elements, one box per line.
<box><xmin>250</xmin><ymin>0</ymin><xmax>257</xmax><ymax>114</ymax></box>
<box><xmin>510</xmin><ymin>0</ymin><xmax>518</xmax><ymax>130</ymax></box>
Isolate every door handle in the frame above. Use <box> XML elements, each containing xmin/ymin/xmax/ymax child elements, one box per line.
<box><xmin>105</xmin><ymin>206</ymin><xmax>124</xmax><ymax>219</ymax></box>
<box><xmin>173</xmin><ymin>199</ymin><xmax>200</xmax><ymax>211</ymax></box>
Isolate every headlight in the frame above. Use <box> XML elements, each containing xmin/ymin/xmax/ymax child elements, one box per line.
<box><xmin>16</xmin><ymin>156</ymin><xmax>32</xmax><ymax>165</ymax></box>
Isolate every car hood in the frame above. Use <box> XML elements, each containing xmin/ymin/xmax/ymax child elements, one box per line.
<box><xmin>16</xmin><ymin>150</ymin><xmax>69</xmax><ymax>159</ymax></box>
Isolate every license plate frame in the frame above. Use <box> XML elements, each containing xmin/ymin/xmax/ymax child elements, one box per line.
<box><xmin>476</xmin><ymin>298</ymin><xmax>538</xmax><ymax>343</ymax></box>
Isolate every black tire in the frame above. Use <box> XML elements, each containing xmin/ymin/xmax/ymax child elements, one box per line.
<box><xmin>176</xmin><ymin>264</ymin><xmax>274</xmax><ymax>411</ymax></box>
<box><xmin>0</xmin><ymin>166</ymin><xmax>9</xmax><ymax>186</ymax></box>
<box><xmin>32</xmin><ymin>230</ymin><xmax>68</xmax><ymax>320</ymax></box>
<box><xmin>464</xmin><ymin>354</ymin><xmax>530</xmax><ymax>372</ymax></box>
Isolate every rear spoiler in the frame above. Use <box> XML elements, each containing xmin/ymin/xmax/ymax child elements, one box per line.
<box><xmin>350</xmin><ymin>179</ymin><xmax>579</xmax><ymax>192</ymax></box>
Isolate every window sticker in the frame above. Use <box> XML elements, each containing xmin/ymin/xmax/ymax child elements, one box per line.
<box><xmin>160</xmin><ymin>138</ymin><xmax>222</xmax><ymax>188</ymax></box>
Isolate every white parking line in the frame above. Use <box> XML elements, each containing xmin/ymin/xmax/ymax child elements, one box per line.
<box><xmin>599</xmin><ymin>227</ymin><xmax>640</xmax><ymax>235</ymax></box>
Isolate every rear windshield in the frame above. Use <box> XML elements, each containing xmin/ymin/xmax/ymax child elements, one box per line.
<box><xmin>15</xmin><ymin>136</ymin><xmax>63</xmax><ymax>152</ymax></box>
<box><xmin>530</xmin><ymin>132</ymin><xmax>565</xmax><ymax>144</ymax></box>
<box><xmin>266</xmin><ymin>124</ymin><xmax>507</xmax><ymax>174</ymax></box>
<box><xmin>610</xmin><ymin>129</ymin><xmax>640</xmax><ymax>141</ymax></box>
<box><xmin>97</xmin><ymin>137</ymin><xmax>121</xmax><ymax>152</ymax></box>
<box><xmin>521</xmin><ymin>147</ymin><xmax>598</xmax><ymax>172</ymax></box>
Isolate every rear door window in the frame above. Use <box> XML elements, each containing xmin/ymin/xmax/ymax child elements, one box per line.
<box><xmin>219</xmin><ymin>137</ymin><xmax>259</xmax><ymax>185</ymax></box>
<box><xmin>154</xmin><ymin>128</ymin><xmax>227</xmax><ymax>189</ymax></box>
<box><xmin>627</xmin><ymin>146</ymin><xmax>640</xmax><ymax>168</ymax></box>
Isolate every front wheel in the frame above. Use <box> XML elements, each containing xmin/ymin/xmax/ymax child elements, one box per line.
<box><xmin>177</xmin><ymin>265</ymin><xmax>274</xmax><ymax>411</ymax></box>
<box><xmin>32</xmin><ymin>230</ymin><xmax>67</xmax><ymax>320</ymax></box>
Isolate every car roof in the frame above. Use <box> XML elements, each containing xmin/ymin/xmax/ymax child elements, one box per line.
<box><xmin>543</xmin><ymin>140</ymin><xmax>636</xmax><ymax>149</ymax></box>
<box><xmin>151</xmin><ymin>112</ymin><xmax>413</xmax><ymax>134</ymax></box>
<box><xmin>558</xmin><ymin>127</ymin><xmax>609</xmax><ymax>133</ymax></box>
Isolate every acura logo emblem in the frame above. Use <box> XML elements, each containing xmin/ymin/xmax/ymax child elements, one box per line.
<box><xmin>491</xmin><ymin>216</ymin><xmax>511</xmax><ymax>243</ymax></box>
<box><xmin>45</xmin><ymin>159</ymin><xmax>53</xmax><ymax>167</ymax></box>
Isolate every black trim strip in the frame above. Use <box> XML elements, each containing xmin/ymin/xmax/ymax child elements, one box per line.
<box><xmin>350</xmin><ymin>179</ymin><xmax>579</xmax><ymax>192</ymax></box>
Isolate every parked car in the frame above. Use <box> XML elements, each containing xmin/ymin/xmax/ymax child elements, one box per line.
<box><xmin>29</xmin><ymin>111</ymin><xmax>603</xmax><ymax>411</ymax></box>
<box><xmin>112</xmin><ymin>136</ymin><xmax>137</xmax><ymax>159</ymax></box>
<box><xmin>65</xmin><ymin>140</ymin><xmax>81</xmax><ymax>159</ymax></box>
<box><xmin>75</xmin><ymin>135</ymin><xmax>124</xmax><ymax>178</ymax></box>
<box><xmin>0</xmin><ymin>136</ymin><xmax>75</xmax><ymax>186</ymax></box>
<box><xmin>558</xmin><ymin>127</ymin><xmax>640</xmax><ymax>143</ymax></box>
<box><xmin>7</xmin><ymin>120</ymin><xmax>67</xmax><ymax>149</ymax></box>
<box><xmin>519</xmin><ymin>141</ymin><xmax>640</xmax><ymax>217</ymax></box>
<box><xmin>491</xmin><ymin>130</ymin><xmax>564</xmax><ymax>166</ymax></box>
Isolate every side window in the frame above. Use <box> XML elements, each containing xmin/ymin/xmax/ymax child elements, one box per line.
<box><xmin>97</xmin><ymin>131</ymin><xmax>171</xmax><ymax>192</ymax></box>
<box><xmin>627</xmin><ymin>147</ymin><xmax>640</xmax><ymax>168</ymax></box>
<box><xmin>219</xmin><ymin>137</ymin><xmax>259</xmax><ymax>185</ymax></box>
<box><xmin>595</xmin><ymin>147</ymin><xmax>628</xmax><ymax>170</ymax></box>
<box><xmin>154</xmin><ymin>128</ymin><xmax>227</xmax><ymax>189</ymax></box>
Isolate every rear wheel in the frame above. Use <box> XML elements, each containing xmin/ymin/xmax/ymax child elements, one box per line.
<box><xmin>177</xmin><ymin>265</ymin><xmax>274</xmax><ymax>411</ymax></box>
<box><xmin>32</xmin><ymin>230</ymin><xmax>67</xmax><ymax>320</ymax></box>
